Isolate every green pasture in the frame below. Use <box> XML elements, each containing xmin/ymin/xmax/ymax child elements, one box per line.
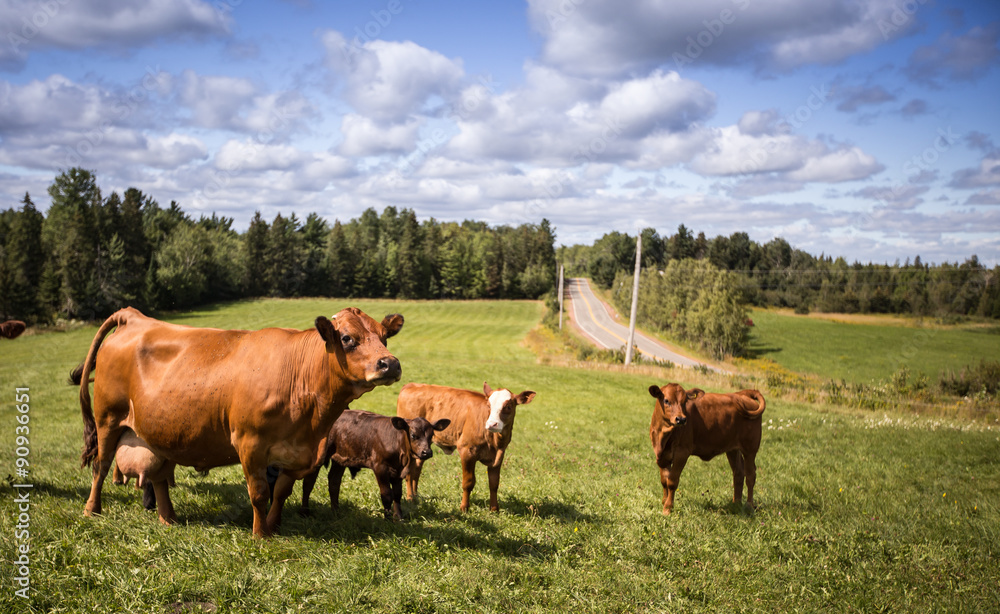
<box><xmin>747</xmin><ymin>309</ymin><xmax>1000</xmax><ymax>384</ymax></box>
<box><xmin>1</xmin><ymin>299</ymin><xmax>998</xmax><ymax>612</ymax></box>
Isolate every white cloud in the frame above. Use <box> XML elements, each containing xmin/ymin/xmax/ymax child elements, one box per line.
<box><xmin>785</xmin><ymin>147</ymin><xmax>884</xmax><ymax>183</ymax></box>
<box><xmin>338</xmin><ymin>114</ymin><xmax>421</xmax><ymax>156</ymax></box>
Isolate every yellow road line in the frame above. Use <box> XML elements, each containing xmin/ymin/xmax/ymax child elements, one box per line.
<box><xmin>572</xmin><ymin>280</ymin><xmax>669</xmax><ymax>362</ymax></box>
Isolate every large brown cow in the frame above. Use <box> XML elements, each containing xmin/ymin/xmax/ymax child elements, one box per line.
<box><xmin>77</xmin><ymin>306</ymin><xmax>403</xmax><ymax>537</ymax></box>
<box><xmin>292</xmin><ymin>410</ymin><xmax>449</xmax><ymax>520</ymax></box>
<box><xmin>1</xmin><ymin>320</ymin><xmax>26</xmax><ymax>339</ymax></box>
<box><xmin>396</xmin><ymin>382</ymin><xmax>535</xmax><ymax>512</ymax></box>
<box><xmin>648</xmin><ymin>383</ymin><xmax>765</xmax><ymax>515</ymax></box>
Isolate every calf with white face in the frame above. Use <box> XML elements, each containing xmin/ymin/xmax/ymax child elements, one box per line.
<box><xmin>396</xmin><ymin>381</ymin><xmax>536</xmax><ymax>512</ymax></box>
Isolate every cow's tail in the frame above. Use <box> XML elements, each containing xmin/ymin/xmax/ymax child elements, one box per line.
<box><xmin>79</xmin><ymin>309</ymin><xmax>132</xmax><ymax>469</ymax></box>
<box><xmin>736</xmin><ymin>390</ymin><xmax>766</xmax><ymax>419</ymax></box>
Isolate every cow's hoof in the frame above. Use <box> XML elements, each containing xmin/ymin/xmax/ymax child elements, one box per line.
<box><xmin>158</xmin><ymin>516</ymin><xmax>177</xmax><ymax>526</ymax></box>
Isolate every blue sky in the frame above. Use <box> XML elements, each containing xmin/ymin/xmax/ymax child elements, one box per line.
<box><xmin>1</xmin><ymin>0</ymin><xmax>998</xmax><ymax>264</ymax></box>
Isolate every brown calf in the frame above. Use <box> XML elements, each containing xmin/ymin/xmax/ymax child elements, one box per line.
<box><xmin>396</xmin><ymin>382</ymin><xmax>535</xmax><ymax>512</ymax></box>
<box><xmin>648</xmin><ymin>383</ymin><xmax>765</xmax><ymax>514</ymax></box>
<box><xmin>1</xmin><ymin>320</ymin><xmax>26</xmax><ymax>339</ymax></box>
<box><xmin>295</xmin><ymin>410</ymin><xmax>449</xmax><ymax>520</ymax></box>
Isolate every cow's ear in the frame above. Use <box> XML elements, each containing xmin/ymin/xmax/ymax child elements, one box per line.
<box><xmin>382</xmin><ymin>314</ymin><xmax>404</xmax><ymax>338</ymax></box>
<box><xmin>483</xmin><ymin>382</ymin><xmax>493</xmax><ymax>397</ymax></box>
<box><xmin>648</xmin><ymin>385</ymin><xmax>664</xmax><ymax>400</ymax></box>
<box><xmin>390</xmin><ymin>417</ymin><xmax>409</xmax><ymax>431</ymax></box>
<box><xmin>516</xmin><ymin>391</ymin><xmax>536</xmax><ymax>405</ymax></box>
<box><xmin>432</xmin><ymin>418</ymin><xmax>451</xmax><ymax>431</ymax></box>
<box><xmin>686</xmin><ymin>388</ymin><xmax>705</xmax><ymax>401</ymax></box>
<box><xmin>315</xmin><ymin>316</ymin><xmax>337</xmax><ymax>344</ymax></box>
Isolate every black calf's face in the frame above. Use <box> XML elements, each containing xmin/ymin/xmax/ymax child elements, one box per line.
<box><xmin>406</xmin><ymin>417</ymin><xmax>451</xmax><ymax>460</ymax></box>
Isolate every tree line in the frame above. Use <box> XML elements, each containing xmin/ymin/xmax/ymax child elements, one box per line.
<box><xmin>562</xmin><ymin>225</ymin><xmax>1000</xmax><ymax>320</ymax></box>
<box><xmin>0</xmin><ymin>168</ymin><xmax>557</xmax><ymax>323</ymax></box>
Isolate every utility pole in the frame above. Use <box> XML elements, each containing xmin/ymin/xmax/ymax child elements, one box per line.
<box><xmin>557</xmin><ymin>264</ymin><xmax>564</xmax><ymax>330</ymax></box>
<box><xmin>625</xmin><ymin>232</ymin><xmax>641</xmax><ymax>365</ymax></box>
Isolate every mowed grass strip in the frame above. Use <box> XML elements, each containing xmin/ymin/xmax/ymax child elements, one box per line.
<box><xmin>747</xmin><ymin>309</ymin><xmax>1000</xmax><ymax>384</ymax></box>
<box><xmin>0</xmin><ymin>298</ymin><xmax>998</xmax><ymax>613</ymax></box>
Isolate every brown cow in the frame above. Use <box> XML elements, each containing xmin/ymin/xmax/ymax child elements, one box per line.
<box><xmin>1</xmin><ymin>320</ymin><xmax>26</xmax><ymax>339</ymax></box>
<box><xmin>77</xmin><ymin>306</ymin><xmax>403</xmax><ymax>537</ymax></box>
<box><xmin>648</xmin><ymin>383</ymin><xmax>765</xmax><ymax>515</ymax></box>
<box><xmin>294</xmin><ymin>410</ymin><xmax>450</xmax><ymax>520</ymax></box>
<box><xmin>396</xmin><ymin>382</ymin><xmax>535</xmax><ymax>512</ymax></box>
<box><xmin>111</xmin><ymin>423</ymin><xmax>177</xmax><ymax>525</ymax></box>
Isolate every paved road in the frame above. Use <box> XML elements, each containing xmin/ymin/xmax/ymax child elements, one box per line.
<box><xmin>564</xmin><ymin>277</ymin><xmax>715</xmax><ymax>370</ymax></box>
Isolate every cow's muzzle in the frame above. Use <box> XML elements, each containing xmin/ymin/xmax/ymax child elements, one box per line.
<box><xmin>418</xmin><ymin>450</ymin><xmax>432</xmax><ymax>460</ymax></box>
<box><xmin>369</xmin><ymin>356</ymin><xmax>401</xmax><ymax>383</ymax></box>
<box><xmin>674</xmin><ymin>416</ymin><xmax>687</xmax><ymax>426</ymax></box>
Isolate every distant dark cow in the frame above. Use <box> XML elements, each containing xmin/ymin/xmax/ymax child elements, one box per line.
<box><xmin>396</xmin><ymin>382</ymin><xmax>535</xmax><ymax>512</ymax></box>
<box><xmin>1</xmin><ymin>320</ymin><xmax>26</xmax><ymax>339</ymax></box>
<box><xmin>76</xmin><ymin>306</ymin><xmax>403</xmax><ymax>537</ymax></box>
<box><xmin>648</xmin><ymin>383</ymin><xmax>765</xmax><ymax>514</ymax></box>
<box><xmin>292</xmin><ymin>410</ymin><xmax>450</xmax><ymax>520</ymax></box>
<box><xmin>111</xmin><ymin>422</ymin><xmax>177</xmax><ymax>524</ymax></box>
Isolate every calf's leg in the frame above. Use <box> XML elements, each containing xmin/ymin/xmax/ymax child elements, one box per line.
<box><xmin>660</xmin><ymin>455</ymin><xmax>688</xmax><ymax>515</ymax></box>
<box><xmin>151</xmin><ymin>479</ymin><xmax>177</xmax><ymax>525</ymax></box>
<box><xmin>459</xmin><ymin>452</ymin><xmax>477</xmax><ymax>512</ymax></box>
<box><xmin>744</xmin><ymin>450</ymin><xmax>758</xmax><ymax>509</ymax></box>
<box><xmin>405</xmin><ymin>458</ymin><xmax>423</xmax><ymax>501</ymax></box>
<box><xmin>486</xmin><ymin>463</ymin><xmax>502</xmax><ymax>512</ymax></box>
<box><xmin>726</xmin><ymin>450</ymin><xmax>746</xmax><ymax>505</ymax></box>
<box><xmin>299</xmin><ymin>466</ymin><xmax>321</xmax><ymax>516</ymax></box>
<box><xmin>327</xmin><ymin>463</ymin><xmax>346</xmax><ymax>512</ymax></box>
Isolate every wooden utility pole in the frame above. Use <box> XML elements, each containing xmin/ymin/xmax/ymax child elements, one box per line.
<box><xmin>557</xmin><ymin>264</ymin><xmax>565</xmax><ymax>330</ymax></box>
<box><xmin>625</xmin><ymin>232</ymin><xmax>641</xmax><ymax>365</ymax></box>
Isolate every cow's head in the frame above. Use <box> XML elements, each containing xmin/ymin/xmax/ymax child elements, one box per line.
<box><xmin>648</xmin><ymin>383</ymin><xmax>704</xmax><ymax>427</ymax></box>
<box><xmin>315</xmin><ymin>308</ymin><xmax>403</xmax><ymax>389</ymax></box>
<box><xmin>483</xmin><ymin>382</ymin><xmax>535</xmax><ymax>434</ymax></box>
<box><xmin>391</xmin><ymin>416</ymin><xmax>450</xmax><ymax>461</ymax></box>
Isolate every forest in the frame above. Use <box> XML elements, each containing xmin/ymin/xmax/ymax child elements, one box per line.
<box><xmin>0</xmin><ymin>169</ymin><xmax>557</xmax><ymax>323</ymax></box>
<box><xmin>562</xmin><ymin>226</ymin><xmax>1000</xmax><ymax>320</ymax></box>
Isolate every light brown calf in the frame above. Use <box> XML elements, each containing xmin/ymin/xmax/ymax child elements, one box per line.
<box><xmin>396</xmin><ymin>382</ymin><xmax>535</xmax><ymax>512</ymax></box>
<box><xmin>648</xmin><ymin>383</ymin><xmax>765</xmax><ymax>514</ymax></box>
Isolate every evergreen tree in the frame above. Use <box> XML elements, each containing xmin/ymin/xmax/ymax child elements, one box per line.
<box><xmin>1</xmin><ymin>194</ymin><xmax>45</xmax><ymax>321</ymax></box>
<box><xmin>244</xmin><ymin>211</ymin><xmax>269</xmax><ymax>297</ymax></box>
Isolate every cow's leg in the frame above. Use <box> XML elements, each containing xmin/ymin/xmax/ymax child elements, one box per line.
<box><xmin>265</xmin><ymin>471</ymin><xmax>296</xmax><ymax>534</ymax></box>
<box><xmin>238</xmin><ymin>459</ymin><xmax>273</xmax><ymax>537</ymax></box>
<box><xmin>327</xmin><ymin>463</ymin><xmax>346</xmax><ymax>512</ymax></box>
<box><xmin>726</xmin><ymin>450</ymin><xmax>746</xmax><ymax>505</ymax></box>
<box><xmin>84</xmin><ymin>424</ymin><xmax>125</xmax><ymax>517</ymax></box>
<box><xmin>459</xmin><ymin>452</ymin><xmax>477</xmax><ymax>512</ymax></box>
<box><xmin>299</xmin><ymin>467</ymin><xmax>320</xmax><ymax>516</ymax></box>
<box><xmin>486</xmin><ymin>463</ymin><xmax>502</xmax><ymax>512</ymax></box>
<box><xmin>405</xmin><ymin>458</ymin><xmax>424</xmax><ymax>501</ymax></box>
<box><xmin>744</xmin><ymin>450</ymin><xmax>758</xmax><ymax>509</ymax></box>
<box><xmin>151</xmin><ymin>479</ymin><xmax>177</xmax><ymax>525</ymax></box>
<box><xmin>661</xmin><ymin>455</ymin><xmax>688</xmax><ymax>515</ymax></box>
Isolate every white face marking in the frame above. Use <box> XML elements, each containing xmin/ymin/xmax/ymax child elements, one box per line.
<box><xmin>485</xmin><ymin>389</ymin><xmax>512</xmax><ymax>433</ymax></box>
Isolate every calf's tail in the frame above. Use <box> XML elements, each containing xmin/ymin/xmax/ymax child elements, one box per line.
<box><xmin>735</xmin><ymin>389</ymin><xmax>766</xmax><ymax>419</ymax></box>
<box><xmin>79</xmin><ymin>309</ymin><xmax>133</xmax><ymax>469</ymax></box>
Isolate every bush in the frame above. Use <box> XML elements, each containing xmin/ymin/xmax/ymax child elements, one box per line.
<box><xmin>939</xmin><ymin>360</ymin><xmax>1000</xmax><ymax>397</ymax></box>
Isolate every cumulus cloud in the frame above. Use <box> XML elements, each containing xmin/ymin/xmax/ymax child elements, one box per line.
<box><xmin>905</xmin><ymin>22</ymin><xmax>1000</xmax><ymax>87</ymax></box>
<box><xmin>0</xmin><ymin>0</ymin><xmax>228</xmax><ymax>70</ymax></box>
<box><xmin>322</xmin><ymin>31</ymin><xmax>465</xmax><ymax>123</ymax></box>
<box><xmin>338</xmin><ymin>114</ymin><xmax>421</xmax><ymax>157</ymax></box>
<box><xmin>529</xmin><ymin>0</ymin><xmax>910</xmax><ymax>78</ymax></box>
<box><xmin>177</xmin><ymin>71</ymin><xmax>313</xmax><ymax>135</ymax></box>
<box><xmin>949</xmin><ymin>152</ymin><xmax>1000</xmax><ymax>189</ymax></box>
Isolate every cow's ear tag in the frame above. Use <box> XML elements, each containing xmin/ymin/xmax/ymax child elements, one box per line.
<box><xmin>315</xmin><ymin>316</ymin><xmax>337</xmax><ymax>344</ymax></box>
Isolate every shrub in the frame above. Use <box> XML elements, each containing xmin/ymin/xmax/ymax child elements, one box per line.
<box><xmin>939</xmin><ymin>360</ymin><xmax>1000</xmax><ymax>397</ymax></box>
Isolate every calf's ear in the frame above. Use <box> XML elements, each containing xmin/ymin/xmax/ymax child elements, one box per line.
<box><xmin>515</xmin><ymin>391</ymin><xmax>536</xmax><ymax>405</ymax></box>
<box><xmin>483</xmin><ymin>381</ymin><xmax>494</xmax><ymax>397</ymax></box>
<box><xmin>686</xmin><ymin>388</ymin><xmax>705</xmax><ymax>401</ymax></box>
<box><xmin>390</xmin><ymin>417</ymin><xmax>409</xmax><ymax>431</ymax></box>
<box><xmin>315</xmin><ymin>316</ymin><xmax>337</xmax><ymax>344</ymax></box>
<box><xmin>648</xmin><ymin>385</ymin><xmax>664</xmax><ymax>400</ymax></box>
<box><xmin>381</xmin><ymin>314</ymin><xmax>404</xmax><ymax>338</ymax></box>
<box><xmin>432</xmin><ymin>418</ymin><xmax>451</xmax><ymax>431</ymax></box>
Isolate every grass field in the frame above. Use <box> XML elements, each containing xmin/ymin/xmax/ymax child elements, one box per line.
<box><xmin>747</xmin><ymin>309</ymin><xmax>1000</xmax><ymax>384</ymax></box>
<box><xmin>2</xmin><ymin>298</ymin><xmax>999</xmax><ymax>613</ymax></box>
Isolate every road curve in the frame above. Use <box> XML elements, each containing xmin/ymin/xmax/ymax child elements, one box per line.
<box><xmin>564</xmin><ymin>277</ymin><xmax>717</xmax><ymax>370</ymax></box>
